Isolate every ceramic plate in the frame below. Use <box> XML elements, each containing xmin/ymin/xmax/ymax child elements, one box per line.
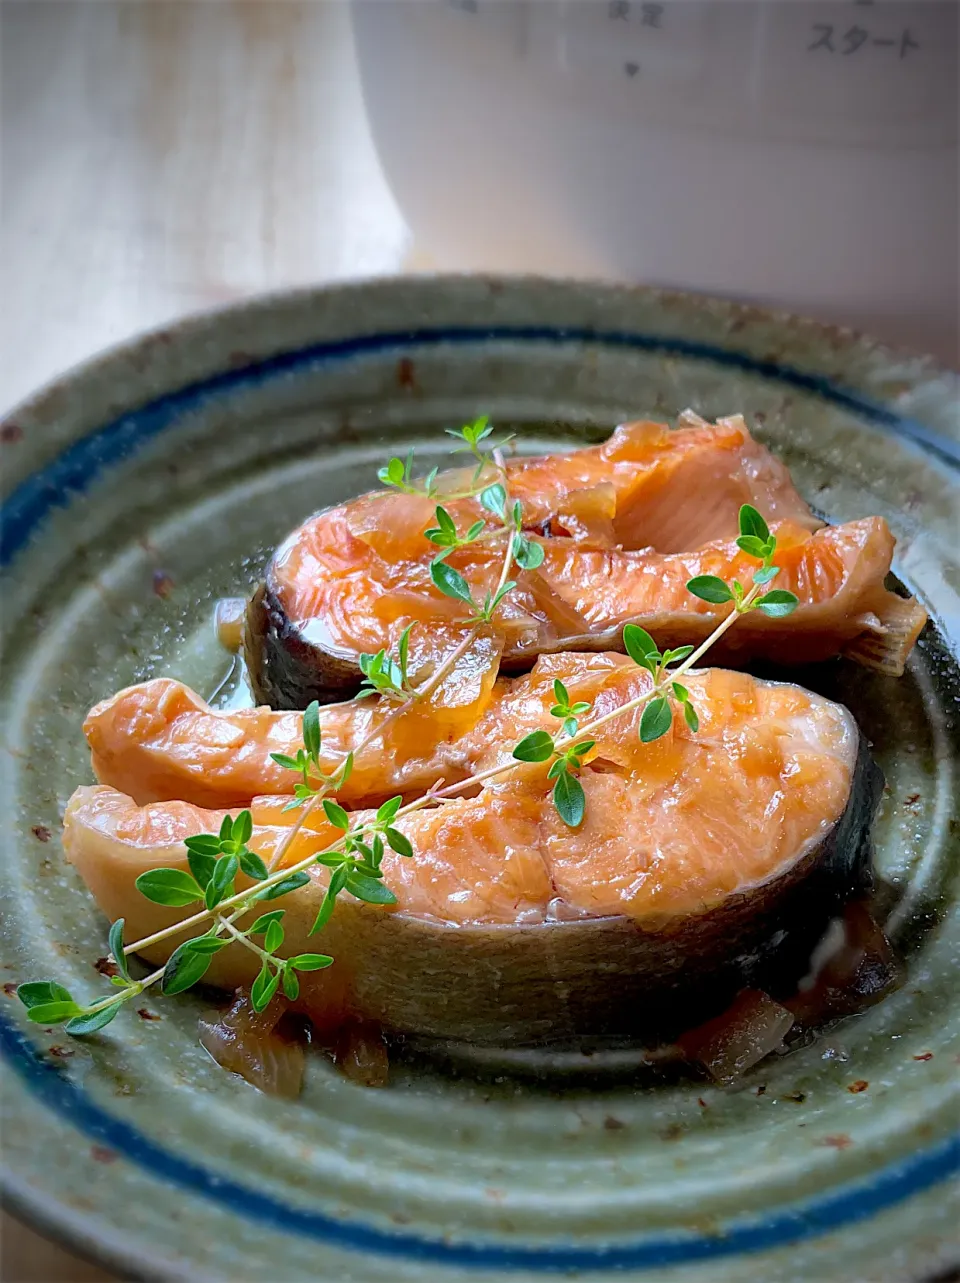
<box><xmin>1</xmin><ymin>277</ymin><xmax>957</xmax><ymax>1282</ymax></box>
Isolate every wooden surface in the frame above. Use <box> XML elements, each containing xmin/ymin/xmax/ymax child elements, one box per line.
<box><xmin>0</xmin><ymin>1</ymin><xmax>406</xmax><ymax>1277</ymax></box>
<box><xmin>0</xmin><ymin>0</ymin><xmax>409</xmax><ymax>416</ymax></box>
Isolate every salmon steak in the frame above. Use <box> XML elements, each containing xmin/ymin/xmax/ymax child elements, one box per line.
<box><xmin>244</xmin><ymin>415</ymin><xmax>925</xmax><ymax>707</ymax></box>
<box><xmin>66</xmin><ymin>659</ymin><xmax>882</xmax><ymax>1045</ymax></box>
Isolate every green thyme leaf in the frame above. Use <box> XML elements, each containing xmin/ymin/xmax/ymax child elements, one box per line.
<box><xmin>376</xmin><ymin>796</ymin><xmax>403</xmax><ymax>824</ymax></box>
<box><xmin>205</xmin><ymin>854</ymin><xmax>239</xmax><ymax>910</ymax></box>
<box><xmin>436</xmin><ymin>506</ymin><xmax>458</xmax><ymax>537</ymax></box>
<box><xmin>686</xmin><ymin>575</ymin><xmax>735</xmax><ymax>604</ymax></box>
<box><xmin>251</xmin><ymin>965</ymin><xmax>279</xmax><ymax>1013</ymax></box>
<box><xmin>303</xmin><ymin>702</ymin><xmax>322</xmax><ymax>762</ymax></box>
<box><xmin>480</xmin><ymin>484</ymin><xmax>506</xmax><ymax>519</ymax></box>
<box><xmin>310</xmin><ymin>863</ymin><xmax>349</xmax><ymax>933</ymax></box>
<box><xmin>385</xmin><ymin>827</ymin><xmax>413</xmax><ymax>858</ymax></box>
<box><xmin>430</xmin><ymin>560</ymin><xmax>474</xmax><ymax>605</ymax></box>
<box><xmin>64</xmin><ymin>1001</ymin><xmax>125</xmax><ymax>1036</ymax></box>
<box><xmin>739</xmin><ymin>504</ymin><xmax>769</xmax><ymax>541</ymax></box>
<box><xmin>232</xmin><ymin>810</ymin><xmax>253</xmax><ymax>846</ymax></box>
<box><xmin>553</xmin><ymin>770</ymin><xmax>585</xmax><ymax>828</ymax></box>
<box><xmin>228</xmin><ymin>815</ymin><xmax>248</xmax><ymax>846</ymax></box>
<box><xmin>546</xmin><ymin>758</ymin><xmax>566</xmax><ymax>780</ymax></box>
<box><xmin>553</xmin><ymin>679</ymin><xmax>569</xmax><ymax>706</ymax></box>
<box><xmin>735</xmin><ymin>534</ymin><xmax>769</xmax><ymax>559</ymax></box>
<box><xmin>512</xmin><ymin>534</ymin><xmax>544</xmax><ymax>569</ymax></box>
<box><xmin>446</xmin><ymin>416</ymin><xmax>490</xmax><ymax>450</ymax></box>
<box><xmin>378</xmin><ymin>457</ymin><xmax>406</xmax><ymax>488</ymax></box>
<box><xmin>219</xmin><ymin>814</ymin><xmax>234</xmax><ymax>842</ymax></box>
<box><xmin>27</xmin><ymin>1001</ymin><xmax>85</xmax><ymax>1024</ymax></box>
<box><xmin>571</xmin><ymin>739</ymin><xmax>595</xmax><ymax>758</ymax></box>
<box><xmin>322</xmin><ymin>799</ymin><xmax>350</xmax><ymax>831</ymax></box>
<box><xmin>683</xmin><ymin>701</ymin><xmax>700</xmax><ymax>732</ymax></box>
<box><xmin>345</xmin><ymin>873</ymin><xmax>398</xmax><ymax>905</ymax></box>
<box><xmin>397</xmin><ymin>625</ymin><xmax>412</xmax><ymax>684</ymax></box>
<box><xmin>752</xmin><ymin>564</ymin><xmax>780</xmax><ymax>586</ymax></box>
<box><xmin>18</xmin><ymin>981</ymin><xmax>74</xmax><ymax>1010</ymax></box>
<box><xmin>290</xmin><ymin>954</ymin><xmax>334</xmax><ymax>972</ymax></box>
<box><xmin>465</xmin><ymin>520</ymin><xmax>485</xmax><ymax>542</ymax></box>
<box><xmin>183</xmin><ymin>834</ymin><xmax>225</xmax><ymax>856</ymax></box>
<box><xmin>671</xmin><ymin>681</ymin><xmax>690</xmax><ymax>702</ymax></box>
<box><xmin>161</xmin><ymin>942</ymin><xmax>212</xmax><ymax>995</ymax></box>
<box><xmin>350</xmin><ymin>863</ymin><xmax>381</xmax><ymax>879</ymax></box>
<box><xmin>425</xmin><ymin>528</ymin><xmax>454</xmax><ymax>549</ymax></box>
<box><xmin>640</xmin><ymin>696</ymin><xmax>673</xmax><ymax>743</ymax></box>
<box><xmin>623</xmin><ymin>624</ymin><xmax>659</xmax><ymax>670</ymax></box>
<box><xmin>184</xmin><ymin>935</ymin><xmax>229</xmax><ymax>954</ymax></box>
<box><xmin>663</xmin><ymin>645</ymin><xmax>694</xmax><ymax>665</ymax></box>
<box><xmin>185</xmin><ymin>845</ymin><xmax>217</xmax><ymax>890</ymax></box>
<box><xmin>264</xmin><ymin>920</ymin><xmax>285</xmax><ymax>953</ymax></box>
<box><xmin>332</xmin><ymin>862</ymin><xmax>352</xmax><ymax>891</ymax></box>
<box><xmin>335</xmin><ymin>752</ymin><xmax>354</xmax><ymax>788</ymax></box>
<box><xmin>756</xmin><ymin>589</ymin><xmax>800</xmax><ymax>618</ymax></box>
<box><xmin>512</xmin><ymin>730</ymin><xmax>555</xmax><ymax>762</ymax></box>
<box><xmin>270</xmin><ymin>752</ymin><xmax>302</xmax><ymax>771</ymax></box>
<box><xmin>108</xmin><ymin>919</ymin><xmax>130</xmax><ymax>982</ymax></box>
<box><xmin>135</xmin><ymin>868</ymin><xmax>203</xmax><ymax>908</ymax></box>
<box><xmin>470</xmin><ymin>416</ymin><xmax>493</xmax><ymax>447</ymax></box>
<box><xmin>562</xmin><ymin>716</ymin><xmax>578</xmax><ymax>737</ymax></box>
<box><xmin>282</xmin><ymin>968</ymin><xmax>300</xmax><ymax>1001</ymax></box>
<box><xmin>249</xmin><ymin>910</ymin><xmax>285</xmax><ymax>935</ymax></box>
<box><xmin>237</xmin><ymin>847</ymin><xmax>269</xmax><ymax>882</ymax></box>
<box><xmin>254</xmin><ymin>870</ymin><xmax>311</xmax><ymax>902</ymax></box>
<box><xmin>309</xmin><ymin>889</ymin><xmax>337</xmax><ymax>935</ymax></box>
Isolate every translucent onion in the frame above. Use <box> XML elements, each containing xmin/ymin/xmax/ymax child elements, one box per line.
<box><xmin>678</xmin><ymin>989</ymin><xmax>795</xmax><ymax>1084</ymax></box>
<box><xmin>199</xmin><ymin>992</ymin><xmax>305</xmax><ymax>1098</ymax></box>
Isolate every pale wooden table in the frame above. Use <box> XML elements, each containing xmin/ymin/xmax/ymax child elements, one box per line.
<box><xmin>0</xmin><ymin>0</ymin><xmax>410</xmax><ymax>417</ymax></box>
<box><xmin>0</xmin><ymin>1</ymin><xmax>408</xmax><ymax>1277</ymax></box>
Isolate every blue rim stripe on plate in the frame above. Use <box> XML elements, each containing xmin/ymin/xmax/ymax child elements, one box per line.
<box><xmin>2</xmin><ymin>323</ymin><xmax>958</xmax><ymax>1267</ymax></box>
<box><xmin>0</xmin><ymin>1013</ymin><xmax>957</xmax><ymax>1270</ymax></box>
<box><xmin>2</xmin><ymin>325</ymin><xmax>958</xmax><ymax>567</ymax></box>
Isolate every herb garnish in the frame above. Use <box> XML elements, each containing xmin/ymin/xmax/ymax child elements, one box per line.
<box><xmin>18</xmin><ymin>427</ymin><xmax>797</xmax><ymax>1033</ymax></box>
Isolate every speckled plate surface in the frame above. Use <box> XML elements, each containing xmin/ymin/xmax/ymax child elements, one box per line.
<box><xmin>1</xmin><ymin>277</ymin><xmax>958</xmax><ymax>1282</ymax></box>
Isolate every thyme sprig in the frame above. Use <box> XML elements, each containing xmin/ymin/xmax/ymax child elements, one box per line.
<box><xmin>377</xmin><ymin>416</ymin><xmax>514</xmax><ymax>500</ymax></box>
<box><xmin>18</xmin><ymin>433</ymin><xmax>798</xmax><ymax>1036</ymax></box>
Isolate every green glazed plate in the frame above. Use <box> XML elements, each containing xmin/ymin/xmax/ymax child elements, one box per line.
<box><xmin>1</xmin><ymin>277</ymin><xmax>957</xmax><ymax>1282</ymax></box>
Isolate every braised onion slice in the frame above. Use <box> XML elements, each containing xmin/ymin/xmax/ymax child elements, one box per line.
<box><xmin>331</xmin><ymin>1021</ymin><xmax>390</xmax><ymax>1088</ymax></box>
<box><xmin>678</xmin><ymin>989</ymin><xmax>795</xmax><ymax>1084</ymax></box>
<box><xmin>199</xmin><ymin>992</ymin><xmax>305</xmax><ymax>1098</ymax></box>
